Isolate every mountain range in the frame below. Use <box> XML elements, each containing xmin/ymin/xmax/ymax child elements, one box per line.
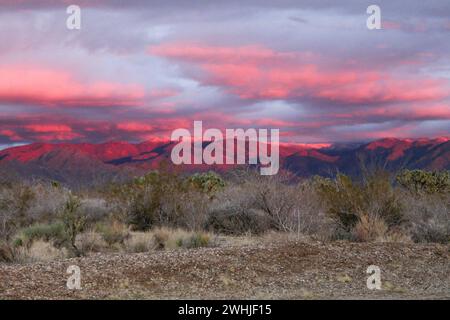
<box><xmin>0</xmin><ymin>137</ymin><xmax>448</xmax><ymax>186</ymax></box>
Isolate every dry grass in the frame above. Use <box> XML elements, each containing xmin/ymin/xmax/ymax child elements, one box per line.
<box><xmin>95</xmin><ymin>221</ymin><xmax>130</xmax><ymax>248</ymax></box>
<box><xmin>151</xmin><ymin>227</ymin><xmax>213</xmax><ymax>250</ymax></box>
<box><xmin>13</xmin><ymin>240</ymin><xmax>68</xmax><ymax>263</ymax></box>
<box><xmin>352</xmin><ymin>214</ymin><xmax>389</xmax><ymax>242</ymax></box>
<box><xmin>352</xmin><ymin>214</ymin><xmax>412</xmax><ymax>243</ymax></box>
<box><xmin>124</xmin><ymin>232</ymin><xmax>154</xmax><ymax>253</ymax></box>
<box><xmin>76</xmin><ymin>230</ymin><xmax>108</xmax><ymax>253</ymax></box>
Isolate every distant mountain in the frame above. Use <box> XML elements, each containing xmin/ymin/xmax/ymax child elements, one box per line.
<box><xmin>0</xmin><ymin>138</ymin><xmax>448</xmax><ymax>186</ymax></box>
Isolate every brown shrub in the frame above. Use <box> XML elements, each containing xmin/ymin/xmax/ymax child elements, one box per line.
<box><xmin>207</xmin><ymin>173</ymin><xmax>329</xmax><ymax>237</ymax></box>
<box><xmin>76</xmin><ymin>231</ymin><xmax>108</xmax><ymax>253</ymax></box>
<box><xmin>151</xmin><ymin>227</ymin><xmax>213</xmax><ymax>250</ymax></box>
<box><xmin>96</xmin><ymin>221</ymin><xmax>130</xmax><ymax>247</ymax></box>
<box><xmin>402</xmin><ymin>193</ymin><xmax>449</xmax><ymax>243</ymax></box>
<box><xmin>352</xmin><ymin>214</ymin><xmax>388</xmax><ymax>242</ymax></box>
<box><xmin>124</xmin><ymin>232</ymin><xmax>154</xmax><ymax>253</ymax></box>
<box><xmin>315</xmin><ymin>172</ymin><xmax>404</xmax><ymax>241</ymax></box>
<box><xmin>0</xmin><ymin>242</ymin><xmax>14</xmax><ymax>263</ymax></box>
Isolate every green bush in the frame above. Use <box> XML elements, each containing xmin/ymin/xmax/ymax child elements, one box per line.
<box><xmin>117</xmin><ymin>169</ymin><xmax>186</xmax><ymax>231</ymax></box>
<box><xmin>15</xmin><ymin>222</ymin><xmax>65</xmax><ymax>247</ymax></box>
<box><xmin>315</xmin><ymin>172</ymin><xmax>404</xmax><ymax>239</ymax></box>
<box><xmin>60</xmin><ymin>194</ymin><xmax>86</xmax><ymax>256</ymax></box>
<box><xmin>397</xmin><ymin>170</ymin><xmax>450</xmax><ymax>194</ymax></box>
<box><xmin>11</xmin><ymin>193</ymin><xmax>87</xmax><ymax>256</ymax></box>
<box><xmin>188</xmin><ymin>172</ymin><xmax>225</xmax><ymax>197</ymax></box>
<box><xmin>173</xmin><ymin>232</ymin><xmax>211</xmax><ymax>249</ymax></box>
<box><xmin>185</xmin><ymin>233</ymin><xmax>210</xmax><ymax>248</ymax></box>
<box><xmin>114</xmin><ymin>167</ymin><xmax>222</xmax><ymax>231</ymax></box>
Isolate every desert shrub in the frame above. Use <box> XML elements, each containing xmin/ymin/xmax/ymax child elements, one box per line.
<box><xmin>397</xmin><ymin>170</ymin><xmax>450</xmax><ymax>194</ymax></box>
<box><xmin>183</xmin><ymin>232</ymin><xmax>210</xmax><ymax>248</ymax></box>
<box><xmin>9</xmin><ymin>191</ymin><xmax>92</xmax><ymax>256</ymax></box>
<box><xmin>13</xmin><ymin>240</ymin><xmax>67</xmax><ymax>263</ymax></box>
<box><xmin>60</xmin><ymin>194</ymin><xmax>86</xmax><ymax>256</ymax></box>
<box><xmin>250</xmin><ymin>176</ymin><xmax>328</xmax><ymax>234</ymax></box>
<box><xmin>79</xmin><ymin>198</ymin><xmax>110</xmax><ymax>224</ymax></box>
<box><xmin>151</xmin><ymin>227</ymin><xmax>212</xmax><ymax>250</ymax></box>
<box><xmin>176</xmin><ymin>172</ymin><xmax>226</xmax><ymax>230</ymax></box>
<box><xmin>206</xmin><ymin>208</ymin><xmax>269</xmax><ymax>235</ymax></box>
<box><xmin>14</xmin><ymin>222</ymin><xmax>65</xmax><ymax>247</ymax></box>
<box><xmin>176</xmin><ymin>189</ymin><xmax>212</xmax><ymax>231</ymax></box>
<box><xmin>206</xmin><ymin>182</ymin><xmax>271</xmax><ymax>235</ymax></box>
<box><xmin>315</xmin><ymin>172</ymin><xmax>404</xmax><ymax>240</ymax></box>
<box><xmin>113</xmin><ymin>169</ymin><xmax>187</xmax><ymax>231</ymax></box>
<box><xmin>0</xmin><ymin>181</ymin><xmax>71</xmax><ymax>240</ymax></box>
<box><xmin>0</xmin><ymin>197</ymin><xmax>15</xmax><ymax>240</ymax></box>
<box><xmin>112</xmin><ymin>168</ymin><xmax>224</xmax><ymax>231</ymax></box>
<box><xmin>188</xmin><ymin>172</ymin><xmax>225</xmax><ymax>198</ymax></box>
<box><xmin>27</xmin><ymin>182</ymin><xmax>70</xmax><ymax>222</ymax></box>
<box><xmin>396</xmin><ymin>170</ymin><xmax>449</xmax><ymax>243</ymax></box>
<box><xmin>96</xmin><ymin>221</ymin><xmax>130</xmax><ymax>247</ymax></box>
<box><xmin>249</xmin><ymin>175</ymin><xmax>300</xmax><ymax>231</ymax></box>
<box><xmin>76</xmin><ymin>231</ymin><xmax>107</xmax><ymax>253</ymax></box>
<box><xmin>0</xmin><ymin>241</ymin><xmax>14</xmax><ymax>263</ymax></box>
<box><xmin>0</xmin><ymin>183</ymin><xmax>35</xmax><ymax>239</ymax></box>
<box><xmin>207</xmin><ymin>173</ymin><xmax>327</xmax><ymax>236</ymax></box>
<box><xmin>402</xmin><ymin>193</ymin><xmax>449</xmax><ymax>243</ymax></box>
<box><xmin>152</xmin><ymin>227</ymin><xmax>171</xmax><ymax>250</ymax></box>
<box><xmin>11</xmin><ymin>184</ymin><xmax>35</xmax><ymax>227</ymax></box>
<box><xmin>352</xmin><ymin>214</ymin><xmax>388</xmax><ymax>242</ymax></box>
<box><xmin>411</xmin><ymin>218</ymin><xmax>449</xmax><ymax>243</ymax></box>
<box><xmin>205</xmin><ymin>172</ymin><xmax>330</xmax><ymax>237</ymax></box>
<box><xmin>124</xmin><ymin>232</ymin><xmax>154</xmax><ymax>253</ymax></box>
<box><xmin>289</xmin><ymin>181</ymin><xmax>335</xmax><ymax>240</ymax></box>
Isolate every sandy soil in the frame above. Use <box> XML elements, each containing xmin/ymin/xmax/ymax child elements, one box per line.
<box><xmin>0</xmin><ymin>237</ymin><xmax>448</xmax><ymax>300</ymax></box>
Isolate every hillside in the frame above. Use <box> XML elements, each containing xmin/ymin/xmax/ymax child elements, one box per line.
<box><xmin>0</xmin><ymin>138</ymin><xmax>448</xmax><ymax>185</ymax></box>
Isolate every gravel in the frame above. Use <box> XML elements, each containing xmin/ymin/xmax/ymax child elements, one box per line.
<box><xmin>0</xmin><ymin>239</ymin><xmax>448</xmax><ymax>300</ymax></box>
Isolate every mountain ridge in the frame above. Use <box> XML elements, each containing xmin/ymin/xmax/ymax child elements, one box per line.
<box><xmin>0</xmin><ymin>137</ymin><xmax>448</xmax><ymax>185</ymax></box>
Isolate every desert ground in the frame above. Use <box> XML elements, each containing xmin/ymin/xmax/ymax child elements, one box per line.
<box><xmin>1</xmin><ymin>235</ymin><xmax>448</xmax><ymax>300</ymax></box>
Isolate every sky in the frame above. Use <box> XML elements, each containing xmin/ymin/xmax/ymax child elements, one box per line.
<box><xmin>0</xmin><ymin>0</ymin><xmax>449</xmax><ymax>147</ymax></box>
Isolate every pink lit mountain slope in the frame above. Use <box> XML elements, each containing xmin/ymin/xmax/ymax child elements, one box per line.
<box><xmin>0</xmin><ymin>138</ymin><xmax>448</xmax><ymax>186</ymax></box>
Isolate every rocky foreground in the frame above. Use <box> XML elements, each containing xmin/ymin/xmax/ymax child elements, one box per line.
<box><xmin>0</xmin><ymin>238</ymin><xmax>448</xmax><ymax>299</ymax></box>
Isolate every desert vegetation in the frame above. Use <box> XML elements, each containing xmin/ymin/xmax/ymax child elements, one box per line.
<box><xmin>0</xmin><ymin>167</ymin><xmax>449</xmax><ymax>264</ymax></box>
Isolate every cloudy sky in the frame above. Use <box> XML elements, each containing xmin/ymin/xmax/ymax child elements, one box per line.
<box><xmin>0</xmin><ymin>0</ymin><xmax>449</xmax><ymax>147</ymax></box>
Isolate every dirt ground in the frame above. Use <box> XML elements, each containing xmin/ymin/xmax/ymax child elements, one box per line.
<box><xmin>0</xmin><ymin>236</ymin><xmax>449</xmax><ymax>300</ymax></box>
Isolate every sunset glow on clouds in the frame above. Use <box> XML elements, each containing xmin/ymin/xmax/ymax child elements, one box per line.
<box><xmin>0</xmin><ymin>0</ymin><xmax>449</xmax><ymax>146</ymax></box>
<box><xmin>0</xmin><ymin>65</ymin><xmax>146</xmax><ymax>107</ymax></box>
<box><xmin>150</xmin><ymin>43</ymin><xmax>448</xmax><ymax>104</ymax></box>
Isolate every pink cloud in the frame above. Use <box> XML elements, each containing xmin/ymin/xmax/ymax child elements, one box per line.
<box><xmin>148</xmin><ymin>88</ymin><xmax>179</xmax><ymax>99</ymax></box>
<box><xmin>33</xmin><ymin>132</ymin><xmax>84</xmax><ymax>142</ymax></box>
<box><xmin>339</xmin><ymin>104</ymin><xmax>450</xmax><ymax>122</ymax></box>
<box><xmin>25</xmin><ymin>124</ymin><xmax>73</xmax><ymax>133</ymax></box>
<box><xmin>149</xmin><ymin>43</ymin><xmax>296</xmax><ymax>65</ymax></box>
<box><xmin>117</xmin><ymin>122</ymin><xmax>153</xmax><ymax>132</ymax></box>
<box><xmin>0</xmin><ymin>129</ymin><xmax>22</xmax><ymax>141</ymax></box>
<box><xmin>21</xmin><ymin>123</ymin><xmax>83</xmax><ymax>141</ymax></box>
<box><xmin>149</xmin><ymin>43</ymin><xmax>449</xmax><ymax>105</ymax></box>
<box><xmin>0</xmin><ymin>64</ymin><xmax>146</xmax><ymax>107</ymax></box>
